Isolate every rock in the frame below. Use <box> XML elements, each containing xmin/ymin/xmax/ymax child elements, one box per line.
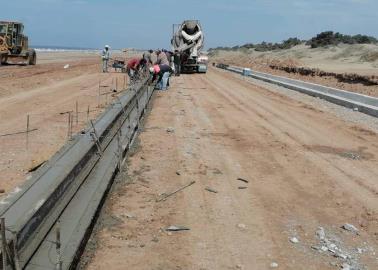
<box><xmin>176</xmin><ymin>171</ymin><xmax>181</xmax><ymax>175</ymax></box>
<box><xmin>140</xmin><ymin>244</ymin><xmax>145</xmax><ymax>248</ymax></box>
<box><xmin>237</xmin><ymin>223</ymin><xmax>247</xmax><ymax>229</ymax></box>
<box><xmin>165</xmin><ymin>225</ymin><xmax>190</xmax><ymax>232</ymax></box>
<box><xmin>341</xmin><ymin>263</ymin><xmax>351</xmax><ymax>270</ymax></box>
<box><xmin>320</xmin><ymin>246</ymin><xmax>328</xmax><ymax>252</ymax></box>
<box><xmin>0</xmin><ymin>189</ymin><xmax>5</xmax><ymax>194</ymax></box>
<box><xmin>289</xmin><ymin>237</ymin><xmax>299</xmax><ymax>244</ymax></box>
<box><xmin>238</xmin><ymin>186</ymin><xmax>247</xmax><ymax>189</ymax></box>
<box><xmin>335</xmin><ymin>253</ymin><xmax>348</xmax><ymax>260</ymax></box>
<box><xmin>353</xmin><ymin>107</ymin><xmax>359</xmax><ymax>112</ymax></box>
<box><xmin>63</xmin><ymin>64</ymin><xmax>70</xmax><ymax>69</ymax></box>
<box><xmin>236</xmin><ymin>264</ymin><xmax>243</xmax><ymax>269</ymax></box>
<box><xmin>316</xmin><ymin>227</ymin><xmax>326</xmax><ymax>240</ymax></box>
<box><xmin>357</xmin><ymin>248</ymin><xmax>363</xmax><ymax>254</ymax></box>
<box><xmin>270</xmin><ymin>262</ymin><xmax>279</xmax><ymax>268</ymax></box>
<box><xmin>124</xmin><ymin>213</ymin><xmax>135</xmax><ymax>219</ymax></box>
<box><xmin>152</xmin><ymin>237</ymin><xmax>159</xmax><ymax>243</ymax></box>
<box><xmin>342</xmin><ymin>223</ymin><xmax>359</xmax><ymax>234</ymax></box>
<box><xmin>166</xmin><ymin>127</ymin><xmax>175</xmax><ymax>133</ymax></box>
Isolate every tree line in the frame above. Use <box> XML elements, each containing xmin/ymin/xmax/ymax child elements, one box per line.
<box><xmin>209</xmin><ymin>31</ymin><xmax>378</xmax><ymax>52</ymax></box>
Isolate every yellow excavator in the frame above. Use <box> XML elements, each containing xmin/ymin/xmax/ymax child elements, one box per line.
<box><xmin>0</xmin><ymin>21</ymin><xmax>36</xmax><ymax>66</ymax></box>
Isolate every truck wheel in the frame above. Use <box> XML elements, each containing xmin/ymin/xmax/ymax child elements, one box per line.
<box><xmin>0</xmin><ymin>55</ymin><xmax>7</xmax><ymax>65</ymax></box>
<box><xmin>28</xmin><ymin>50</ymin><xmax>37</xmax><ymax>65</ymax></box>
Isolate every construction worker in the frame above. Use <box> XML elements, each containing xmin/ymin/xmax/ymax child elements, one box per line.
<box><xmin>173</xmin><ymin>50</ymin><xmax>181</xmax><ymax>76</ymax></box>
<box><xmin>155</xmin><ymin>50</ymin><xmax>169</xmax><ymax>66</ymax></box>
<box><xmin>143</xmin><ymin>49</ymin><xmax>154</xmax><ymax>65</ymax></box>
<box><xmin>126</xmin><ymin>57</ymin><xmax>147</xmax><ymax>79</ymax></box>
<box><xmin>150</xmin><ymin>64</ymin><xmax>173</xmax><ymax>91</ymax></box>
<box><xmin>101</xmin><ymin>45</ymin><xmax>110</xmax><ymax>73</ymax></box>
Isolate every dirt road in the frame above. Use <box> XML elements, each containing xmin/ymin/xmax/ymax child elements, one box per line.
<box><xmin>84</xmin><ymin>68</ymin><xmax>378</xmax><ymax>269</ymax></box>
<box><xmin>0</xmin><ymin>52</ymin><xmax>128</xmax><ymax>193</ymax></box>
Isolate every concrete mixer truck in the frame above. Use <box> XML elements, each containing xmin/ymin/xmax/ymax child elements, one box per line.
<box><xmin>171</xmin><ymin>20</ymin><xmax>207</xmax><ymax>74</ymax></box>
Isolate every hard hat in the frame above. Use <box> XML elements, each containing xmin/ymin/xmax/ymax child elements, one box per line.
<box><xmin>105</xmin><ymin>45</ymin><xmax>110</xmax><ymax>48</ymax></box>
<box><xmin>149</xmin><ymin>67</ymin><xmax>154</xmax><ymax>73</ymax></box>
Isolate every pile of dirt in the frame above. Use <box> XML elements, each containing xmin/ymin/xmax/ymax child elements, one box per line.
<box><xmin>269</xmin><ymin>64</ymin><xmax>378</xmax><ymax>86</ymax></box>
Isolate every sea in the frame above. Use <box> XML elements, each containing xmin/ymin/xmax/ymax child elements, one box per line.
<box><xmin>31</xmin><ymin>45</ymin><xmax>101</xmax><ymax>53</ymax></box>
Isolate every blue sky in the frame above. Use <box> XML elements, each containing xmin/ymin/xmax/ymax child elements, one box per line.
<box><xmin>3</xmin><ymin>0</ymin><xmax>378</xmax><ymax>49</ymax></box>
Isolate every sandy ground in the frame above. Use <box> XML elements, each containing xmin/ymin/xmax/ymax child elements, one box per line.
<box><xmin>211</xmin><ymin>44</ymin><xmax>378</xmax><ymax>97</ymax></box>
<box><xmin>0</xmin><ymin>51</ymin><xmax>129</xmax><ymax>194</ymax></box>
<box><xmin>83</xmin><ymin>68</ymin><xmax>378</xmax><ymax>270</ymax></box>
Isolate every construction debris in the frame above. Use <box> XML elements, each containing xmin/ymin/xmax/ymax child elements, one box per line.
<box><xmin>124</xmin><ymin>213</ymin><xmax>135</xmax><ymax>219</ymax></box>
<box><xmin>316</xmin><ymin>226</ymin><xmax>326</xmax><ymax>240</ymax></box>
<box><xmin>156</xmin><ymin>181</ymin><xmax>196</xmax><ymax>202</ymax></box>
<box><xmin>28</xmin><ymin>160</ymin><xmax>46</xmax><ymax>173</ymax></box>
<box><xmin>236</xmin><ymin>177</ymin><xmax>249</xmax><ymax>183</ymax></box>
<box><xmin>165</xmin><ymin>225</ymin><xmax>190</xmax><ymax>232</ymax></box>
<box><xmin>205</xmin><ymin>187</ymin><xmax>218</xmax><ymax>193</ymax></box>
<box><xmin>341</xmin><ymin>223</ymin><xmax>359</xmax><ymax>234</ymax></box>
<box><xmin>313</xmin><ymin>226</ymin><xmax>366</xmax><ymax>269</ymax></box>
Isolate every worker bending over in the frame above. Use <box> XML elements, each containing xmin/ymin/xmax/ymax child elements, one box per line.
<box><xmin>126</xmin><ymin>58</ymin><xmax>147</xmax><ymax>79</ymax></box>
<box><xmin>143</xmin><ymin>49</ymin><xmax>155</xmax><ymax>65</ymax></box>
<box><xmin>155</xmin><ymin>50</ymin><xmax>170</xmax><ymax>66</ymax></box>
<box><xmin>150</xmin><ymin>64</ymin><xmax>173</xmax><ymax>91</ymax></box>
<box><xmin>101</xmin><ymin>45</ymin><xmax>111</xmax><ymax>73</ymax></box>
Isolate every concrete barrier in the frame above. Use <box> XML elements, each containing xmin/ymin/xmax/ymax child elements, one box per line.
<box><xmin>223</xmin><ymin>66</ymin><xmax>378</xmax><ymax>118</ymax></box>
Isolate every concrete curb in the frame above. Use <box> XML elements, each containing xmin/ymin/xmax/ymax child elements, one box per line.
<box><xmin>0</xmin><ymin>77</ymin><xmax>154</xmax><ymax>269</ymax></box>
<box><xmin>223</xmin><ymin>66</ymin><xmax>378</xmax><ymax>118</ymax></box>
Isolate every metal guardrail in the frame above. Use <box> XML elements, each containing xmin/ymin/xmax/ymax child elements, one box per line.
<box><xmin>0</xmin><ymin>77</ymin><xmax>154</xmax><ymax>269</ymax></box>
<box><xmin>218</xmin><ymin>64</ymin><xmax>378</xmax><ymax>118</ymax></box>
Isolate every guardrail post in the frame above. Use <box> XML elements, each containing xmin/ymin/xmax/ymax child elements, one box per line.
<box><xmin>117</xmin><ymin>127</ymin><xmax>122</xmax><ymax>169</ymax></box>
<box><xmin>26</xmin><ymin>115</ymin><xmax>30</xmax><ymax>150</ymax></box>
<box><xmin>90</xmin><ymin>120</ymin><xmax>103</xmax><ymax>156</ymax></box>
<box><xmin>1</xmin><ymin>218</ymin><xmax>7</xmax><ymax>270</ymax></box>
<box><xmin>12</xmin><ymin>233</ymin><xmax>21</xmax><ymax>270</ymax></box>
<box><xmin>75</xmin><ymin>101</ymin><xmax>79</xmax><ymax>126</ymax></box>
<box><xmin>56</xmin><ymin>222</ymin><xmax>62</xmax><ymax>270</ymax></box>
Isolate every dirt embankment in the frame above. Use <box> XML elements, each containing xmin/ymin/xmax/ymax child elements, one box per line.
<box><xmin>211</xmin><ymin>44</ymin><xmax>378</xmax><ymax>97</ymax></box>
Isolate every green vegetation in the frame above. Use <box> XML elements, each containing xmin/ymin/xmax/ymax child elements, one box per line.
<box><xmin>209</xmin><ymin>32</ymin><xmax>378</xmax><ymax>53</ymax></box>
<box><xmin>306</xmin><ymin>31</ymin><xmax>378</xmax><ymax>48</ymax></box>
<box><xmin>209</xmin><ymin>37</ymin><xmax>302</xmax><ymax>53</ymax></box>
